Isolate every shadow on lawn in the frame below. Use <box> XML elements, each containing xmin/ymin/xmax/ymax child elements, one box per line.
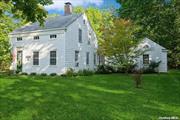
<box><xmin>0</xmin><ymin>74</ymin><xmax>180</xmax><ymax>120</ymax></box>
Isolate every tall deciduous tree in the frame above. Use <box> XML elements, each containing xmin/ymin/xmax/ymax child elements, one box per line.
<box><xmin>0</xmin><ymin>13</ymin><xmax>16</xmax><ymax>70</ymax></box>
<box><xmin>99</xmin><ymin>19</ymin><xmax>142</xmax><ymax>72</ymax></box>
<box><xmin>117</xmin><ymin>0</ymin><xmax>180</xmax><ymax>68</ymax></box>
<box><xmin>0</xmin><ymin>0</ymin><xmax>53</xmax><ymax>25</ymax></box>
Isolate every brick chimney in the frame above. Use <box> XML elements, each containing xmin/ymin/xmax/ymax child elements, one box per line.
<box><xmin>64</xmin><ymin>2</ymin><xmax>72</xmax><ymax>15</ymax></box>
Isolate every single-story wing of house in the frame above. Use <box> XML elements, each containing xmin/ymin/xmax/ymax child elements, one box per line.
<box><xmin>136</xmin><ymin>38</ymin><xmax>168</xmax><ymax>72</ymax></box>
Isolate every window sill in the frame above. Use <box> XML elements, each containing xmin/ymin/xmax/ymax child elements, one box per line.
<box><xmin>16</xmin><ymin>41</ymin><xmax>23</xmax><ymax>43</ymax></box>
<box><xmin>49</xmin><ymin>39</ymin><xmax>57</xmax><ymax>41</ymax></box>
<box><xmin>32</xmin><ymin>65</ymin><xmax>40</xmax><ymax>67</ymax></box>
<box><xmin>33</xmin><ymin>40</ymin><xmax>39</xmax><ymax>41</ymax></box>
<box><xmin>49</xmin><ymin>65</ymin><xmax>57</xmax><ymax>67</ymax></box>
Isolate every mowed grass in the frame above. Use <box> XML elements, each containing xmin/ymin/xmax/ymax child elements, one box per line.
<box><xmin>0</xmin><ymin>71</ymin><xmax>180</xmax><ymax>120</ymax></box>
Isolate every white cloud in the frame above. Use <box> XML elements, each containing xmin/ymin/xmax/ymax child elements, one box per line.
<box><xmin>45</xmin><ymin>0</ymin><xmax>103</xmax><ymax>11</ymax></box>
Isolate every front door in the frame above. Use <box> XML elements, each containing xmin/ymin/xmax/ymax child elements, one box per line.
<box><xmin>17</xmin><ymin>51</ymin><xmax>23</xmax><ymax>73</ymax></box>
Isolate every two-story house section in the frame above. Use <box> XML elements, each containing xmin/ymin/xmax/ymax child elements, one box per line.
<box><xmin>9</xmin><ymin>2</ymin><xmax>98</xmax><ymax>75</ymax></box>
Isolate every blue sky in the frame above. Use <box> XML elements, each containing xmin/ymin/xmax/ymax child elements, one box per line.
<box><xmin>46</xmin><ymin>0</ymin><xmax>120</xmax><ymax>14</ymax></box>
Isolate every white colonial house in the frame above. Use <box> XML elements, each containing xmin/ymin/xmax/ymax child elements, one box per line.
<box><xmin>9</xmin><ymin>2</ymin><xmax>98</xmax><ymax>75</ymax></box>
<box><xmin>136</xmin><ymin>38</ymin><xmax>168</xmax><ymax>72</ymax></box>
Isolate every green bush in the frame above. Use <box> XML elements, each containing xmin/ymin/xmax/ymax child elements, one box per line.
<box><xmin>65</xmin><ymin>68</ymin><xmax>75</xmax><ymax>77</ymax></box>
<box><xmin>61</xmin><ymin>74</ymin><xmax>67</xmax><ymax>77</ymax></box>
<box><xmin>50</xmin><ymin>73</ymin><xmax>57</xmax><ymax>76</ymax></box>
<box><xmin>143</xmin><ymin>61</ymin><xmax>161</xmax><ymax>73</ymax></box>
<box><xmin>40</xmin><ymin>73</ymin><xmax>47</xmax><ymax>76</ymax></box>
<box><xmin>30</xmin><ymin>72</ymin><xmax>37</xmax><ymax>76</ymax></box>
<box><xmin>96</xmin><ymin>65</ymin><xmax>114</xmax><ymax>74</ymax></box>
<box><xmin>96</xmin><ymin>64</ymin><xmax>136</xmax><ymax>74</ymax></box>
<box><xmin>114</xmin><ymin>63</ymin><xmax>137</xmax><ymax>73</ymax></box>
<box><xmin>77</xmin><ymin>69</ymin><xmax>94</xmax><ymax>76</ymax></box>
<box><xmin>20</xmin><ymin>72</ymin><xmax>28</xmax><ymax>75</ymax></box>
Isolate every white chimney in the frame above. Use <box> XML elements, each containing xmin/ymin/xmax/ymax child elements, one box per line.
<box><xmin>64</xmin><ymin>2</ymin><xmax>72</xmax><ymax>15</ymax></box>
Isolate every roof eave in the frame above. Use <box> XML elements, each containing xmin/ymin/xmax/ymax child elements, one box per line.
<box><xmin>10</xmin><ymin>27</ymin><xmax>66</xmax><ymax>35</ymax></box>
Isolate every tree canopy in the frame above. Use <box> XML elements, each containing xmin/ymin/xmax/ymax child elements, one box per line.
<box><xmin>0</xmin><ymin>0</ymin><xmax>53</xmax><ymax>25</ymax></box>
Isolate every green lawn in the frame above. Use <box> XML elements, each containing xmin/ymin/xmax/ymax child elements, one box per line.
<box><xmin>0</xmin><ymin>71</ymin><xmax>180</xmax><ymax>120</ymax></box>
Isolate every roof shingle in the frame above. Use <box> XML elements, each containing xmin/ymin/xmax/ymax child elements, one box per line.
<box><xmin>12</xmin><ymin>14</ymin><xmax>82</xmax><ymax>33</ymax></box>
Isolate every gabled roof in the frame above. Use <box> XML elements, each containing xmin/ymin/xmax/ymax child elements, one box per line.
<box><xmin>12</xmin><ymin>14</ymin><xmax>82</xmax><ymax>33</ymax></box>
<box><xmin>143</xmin><ymin>38</ymin><xmax>167</xmax><ymax>50</ymax></box>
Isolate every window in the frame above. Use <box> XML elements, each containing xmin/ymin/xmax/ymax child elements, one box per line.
<box><xmin>143</xmin><ymin>54</ymin><xmax>149</xmax><ymax>64</ymax></box>
<box><xmin>94</xmin><ymin>53</ymin><xmax>96</xmax><ymax>65</ymax></box>
<box><xmin>50</xmin><ymin>34</ymin><xmax>57</xmax><ymax>39</ymax></box>
<box><xmin>88</xmin><ymin>38</ymin><xmax>90</xmax><ymax>45</ymax></box>
<box><xmin>83</xmin><ymin>19</ymin><xmax>86</xmax><ymax>24</ymax></box>
<box><xmin>34</xmin><ymin>36</ymin><xmax>39</xmax><ymax>40</ymax></box>
<box><xmin>50</xmin><ymin>51</ymin><xmax>56</xmax><ymax>65</ymax></box>
<box><xmin>79</xmin><ymin>29</ymin><xmax>82</xmax><ymax>43</ymax></box>
<box><xmin>33</xmin><ymin>52</ymin><xmax>39</xmax><ymax>65</ymax></box>
<box><xmin>17</xmin><ymin>37</ymin><xmax>22</xmax><ymax>41</ymax></box>
<box><xmin>86</xmin><ymin>52</ymin><xmax>89</xmax><ymax>65</ymax></box>
<box><xmin>75</xmin><ymin>51</ymin><xmax>79</xmax><ymax>67</ymax></box>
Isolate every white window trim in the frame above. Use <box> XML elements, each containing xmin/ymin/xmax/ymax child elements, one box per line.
<box><xmin>49</xmin><ymin>50</ymin><xmax>57</xmax><ymax>66</ymax></box>
<box><xmin>32</xmin><ymin>51</ymin><xmax>40</xmax><ymax>66</ymax></box>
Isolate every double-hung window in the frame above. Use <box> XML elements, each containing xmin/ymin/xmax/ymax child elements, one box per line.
<box><xmin>50</xmin><ymin>34</ymin><xmax>57</xmax><ymax>39</ymax></box>
<box><xmin>17</xmin><ymin>37</ymin><xmax>22</xmax><ymax>41</ymax></box>
<box><xmin>75</xmin><ymin>51</ymin><xmax>79</xmax><ymax>67</ymax></box>
<box><xmin>86</xmin><ymin>52</ymin><xmax>89</xmax><ymax>65</ymax></box>
<box><xmin>94</xmin><ymin>53</ymin><xmax>96</xmax><ymax>65</ymax></box>
<box><xmin>34</xmin><ymin>36</ymin><xmax>39</xmax><ymax>40</ymax></box>
<box><xmin>50</xmin><ymin>51</ymin><xmax>57</xmax><ymax>65</ymax></box>
<box><xmin>79</xmin><ymin>29</ymin><xmax>82</xmax><ymax>43</ymax></box>
<box><xmin>143</xmin><ymin>54</ymin><xmax>149</xmax><ymax>64</ymax></box>
<box><xmin>33</xmin><ymin>52</ymin><xmax>39</xmax><ymax>65</ymax></box>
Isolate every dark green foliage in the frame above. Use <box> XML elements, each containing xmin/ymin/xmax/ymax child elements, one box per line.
<box><xmin>0</xmin><ymin>0</ymin><xmax>53</xmax><ymax>25</ymax></box>
<box><xmin>20</xmin><ymin>72</ymin><xmax>28</xmax><ymax>75</ymax></box>
<box><xmin>63</xmin><ymin>69</ymin><xmax>94</xmax><ymax>77</ymax></box>
<box><xmin>96</xmin><ymin>65</ymin><xmax>115</xmax><ymax>74</ymax></box>
<box><xmin>143</xmin><ymin>61</ymin><xmax>161</xmax><ymax>73</ymax></box>
<box><xmin>30</xmin><ymin>72</ymin><xmax>37</xmax><ymax>76</ymax></box>
<box><xmin>0</xmin><ymin>70</ymin><xmax>180</xmax><ymax>119</ymax></box>
<box><xmin>40</xmin><ymin>73</ymin><xmax>47</xmax><ymax>76</ymax></box>
<box><xmin>50</xmin><ymin>73</ymin><xmax>57</xmax><ymax>76</ymax></box>
<box><xmin>16</xmin><ymin>64</ymin><xmax>22</xmax><ymax>73</ymax></box>
<box><xmin>77</xmin><ymin>69</ymin><xmax>94</xmax><ymax>76</ymax></box>
<box><xmin>116</xmin><ymin>64</ymin><xmax>137</xmax><ymax>73</ymax></box>
<box><xmin>96</xmin><ymin>64</ymin><xmax>136</xmax><ymax>74</ymax></box>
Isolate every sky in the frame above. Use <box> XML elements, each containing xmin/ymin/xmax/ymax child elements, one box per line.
<box><xmin>45</xmin><ymin>0</ymin><xmax>120</xmax><ymax>14</ymax></box>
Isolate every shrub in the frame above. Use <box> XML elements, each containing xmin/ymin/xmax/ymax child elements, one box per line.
<box><xmin>61</xmin><ymin>74</ymin><xmax>67</xmax><ymax>77</ymax></box>
<box><xmin>96</xmin><ymin>65</ymin><xmax>114</xmax><ymax>74</ymax></box>
<box><xmin>65</xmin><ymin>68</ymin><xmax>75</xmax><ymax>77</ymax></box>
<box><xmin>40</xmin><ymin>73</ymin><xmax>47</xmax><ymax>76</ymax></box>
<box><xmin>50</xmin><ymin>73</ymin><xmax>57</xmax><ymax>76</ymax></box>
<box><xmin>30</xmin><ymin>72</ymin><xmax>37</xmax><ymax>76</ymax></box>
<box><xmin>143</xmin><ymin>61</ymin><xmax>161</xmax><ymax>73</ymax></box>
<box><xmin>20</xmin><ymin>72</ymin><xmax>28</xmax><ymax>75</ymax></box>
<box><xmin>77</xmin><ymin>69</ymin><xmax>94</xmax><ymax>76</ymax></box>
